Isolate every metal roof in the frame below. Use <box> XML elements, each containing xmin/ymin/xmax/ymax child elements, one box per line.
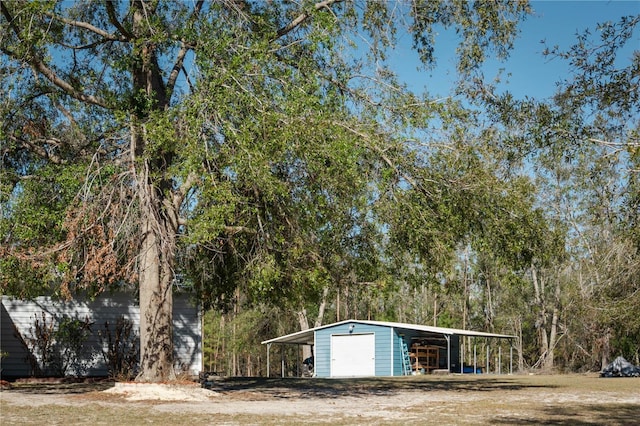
<box><xmin>261</xmin><ymin>319</ymin><xmax>515</xmax><ymax>345</ymax></box>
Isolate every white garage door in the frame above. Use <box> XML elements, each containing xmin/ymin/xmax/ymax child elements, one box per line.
<box><xmin>330</xmin><ymin>333</ymin><xmax>375</xmax><ymax>377</ymax></box>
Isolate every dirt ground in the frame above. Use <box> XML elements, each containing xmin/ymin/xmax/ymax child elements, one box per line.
<box><xmin>1</xmin><ymin>374</ymin><xmax>639</xmax><ymax>425</ymax></box>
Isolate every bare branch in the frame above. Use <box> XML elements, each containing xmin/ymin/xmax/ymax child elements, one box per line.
<box><xmin>46</xmin><ymin>11</ymin><xmax>127</xmax><ymax>41</ymax></box>
<box><xmin>30</xmin><ymin>57</ymin><xmax>109</xmax><ymax>108</ymax></box>
<box><xmin>224</xmin><ymin>225</ymin><xmax>257</xmax><ymax>235</ymax></box>
<box><xmin>167</xmin><ymin>43</ymin><xmax>190</xmax><ymax>94</ymax></box>
<box><xmin>166</xmin><ymin>0</ymin><xmax>204</xmax><ymax>95</ymax></box>
<box><xmin>275</xmin><ymin>0</ymin><xmax>342</xmax><ymax>39</ymax></box>
<box><xmin>105</xmin><ymin>0</ymin><xmax>133</xmax><ymax>39</ymax></box>
<box><xmin>57</xmin><ymin>38</ymin><xmax>114</xmax><ymax>51</ymax></box>
<box><xmin>589</xmin><ymin>137</ymin><xmax>640</xmax><ymax>148</ymax></box>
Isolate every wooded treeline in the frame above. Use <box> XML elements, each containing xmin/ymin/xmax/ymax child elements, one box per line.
<box><xmin>1</xmin><ymin>1</ymin><xmax>638</xmax><ymax>380</ymax></box>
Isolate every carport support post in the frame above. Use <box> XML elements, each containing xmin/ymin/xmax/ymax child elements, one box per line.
<box><xmin>267</xmin><ymin>343</ymin><xmax>271</xmax><ymax>378</ymax></box>
<box><xmin>510</xmin><ymin>344</ymin><xmax>513</xmax><ymax>375</ymax></box>
<box><xmin>459</xmin><ymin>337</ymin><xmax>463</xmax><ymax>374</ymax></box>
<box><xmin>474</xmin><ymin>344</ymin><xmax>477</xmax><ymax>374</ymax></box>
<box><xmin>445</xmin><ymin>335</ymin><xmax>451</xmax><ymax>372</ymax></box>
<box><xmin>486</xmin><ymin>345</ymin><xmax>490</xmax><ymax>374</ymax></box>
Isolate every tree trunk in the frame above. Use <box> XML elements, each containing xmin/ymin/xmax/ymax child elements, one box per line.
<box><xmin>297</xmin><ymin>308</ymin><xmax>311</xmax><ymax>361</ymax></box>
<box><xmin>600</xmin><ymin>328</ymin><xmax>611</xmax><ymax>370</ymax></box>
<box><xmin>516</xmin><ymin>316</ymin><xmax>524</xmax><ymax>372</ymax></box>
<box><xmin>315</xmin><ymin>286</ymin><xmax>329</xmax><ymax>328</ymax></box>
<box><xmin>216</xmin><ymin>314</ymin><xmax>225</xmax><ymax>373</ymax></box>
<box><xmin>344</xmin><ymin>284</ymin><xmax>350</xmax><ymax>319</ymax></box>
<box><xmin>532</xmin><ymin>264</ymin><xmax>550</xmax><ymax>368</ymax></box>
<box><xmin>484</xmin><ymin>275</ymin><xmax>494</xmax><ymax>332</ymax></box>
<box><xmin>131</xmin><ymin>1</ymin><xmax>176</xmax><ymax>382</ymax></box>
<box><xmin>297</xmin><ymin>286</ymin><xmax>329</xmax><ymax>361</ymax></box>
<box><xmin>232</xmin><ymin>287</ymin><xmax>239</xmax><ymax>376</ymax></box>
<box><xmin>135</xmin><ymin>166</ymin><xmax>176</xmax><ymax>382</ymax></box>
<box><xmin>546</xmin><ymin>275</ymin><xmax>562</xmax><ymax>370</ymax></box>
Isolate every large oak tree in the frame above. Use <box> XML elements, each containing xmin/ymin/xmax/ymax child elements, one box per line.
<box><xmin>1</xmin><ymin>1</ymin><xmax>529</xmax><ymax>381</ymax></box>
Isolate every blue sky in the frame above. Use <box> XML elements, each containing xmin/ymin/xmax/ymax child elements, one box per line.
<box><xmin>390</xmin><ymin>0</ymin><xmax>640</xmax><ymax>100</ymax></box>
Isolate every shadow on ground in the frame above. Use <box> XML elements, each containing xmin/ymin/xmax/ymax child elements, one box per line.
<box><xmin>207</xmin><ymin>375</ymin><xmax>556</xmax><ymax>399</ymax></box>
<box><xmin>3</xmin><ymin>375</ymin><xmax>556</xmax><ymax>399</ymax></box>
<box><xmin>494</xmin><ymin>403</ymin><xmax>640</xmax><ymax>425</ymax></box>
<box><xmin>3</xmin><ymin>380</ymin><xmax>115</xmax><ymax>395</ymax></box>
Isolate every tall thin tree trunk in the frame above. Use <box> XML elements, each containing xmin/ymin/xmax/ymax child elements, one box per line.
<box><xmin>232</xmin><ymin>287</ymin><xmax>239</xmax><ymax>376</ymax></box>
<box><xmin>601</xmin><ymin>328</ymin><xmax>610</xmax><ymax>370</ymax></box>
<box><xmin>315</xmin><ymin>286</ymin><xmax>329</xmax><ymax>328</ymax></box>
<box><xmin>433</xmin><ymin>293</ymin><xmax>438</xmax><ymax>326</ymax></box>
<box><xmin>485</xmin><ymin>276</ymin><xmax>494</xmax><ymax>331</ymax></box>
<box><xmin>463</xmin><ymin>250</ymin><xmax>469</xmax><ymax>365</ymax></box>
<box><xmin>532</xmin><ymin>264</ymin><xmax>550</xmax><ymax>369</ymax></box>
<box><xmin>215</xmin><ymin>314</ymin><xmax>225</xmax><ymax>373</ymax></box>
<box><xmin>345</xmin><ymin>284</ymin><xmax>350</xmax><ymax>319</ymax></box>
<box><xmin>297</xmin><ymin>309</ymin><xmax>312</xmax><ymax>362</ymax></box>
<box><xmin>297</xmin><ymin>308</ymin><xmax>309</xmax><ymax>331</ymax></box>
<box><xmin>546</xmin><ymin>275</ymin><xmax>562</xmax><ymax>369</ymax></box>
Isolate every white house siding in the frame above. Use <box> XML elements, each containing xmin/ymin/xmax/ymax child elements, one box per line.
<box><xmin>0</xmin><ymin>292</ymin><xmax>201</xmax><ymax>379</ymax></box>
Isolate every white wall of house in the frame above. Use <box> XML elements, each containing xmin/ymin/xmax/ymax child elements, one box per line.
<box><xmin>0</xmin><ymin>292</ymin><xmax>201</xmax><ymax>379</ymax></box>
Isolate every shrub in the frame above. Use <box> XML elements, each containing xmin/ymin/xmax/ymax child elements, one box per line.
<box><xmin>24</xmin><ymin>312</ymin><xmax>93</xmax><ymax>377</ymax></box>
<box><xmin>98</xmin><ymin>316</ymin><xmax>139</xmax><ymax>380</ymax></box>
<box><xmin>54</xmin><ymin>315</ymin><xmax>94</xmax><ymax>376</ymax></box>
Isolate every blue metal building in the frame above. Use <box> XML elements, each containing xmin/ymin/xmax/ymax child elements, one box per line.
<box><xmin>262</xmin><ymin>319</ymin><xmax>515</xmax><ymax>378</ymax></box>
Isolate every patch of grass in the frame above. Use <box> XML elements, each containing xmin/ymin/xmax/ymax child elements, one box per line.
<box><xmin>0</xmin><ymin>402</ymin><xmax>198</xmax><ymax>425</ymax></box>
<box><xmin>493</xmin><ymin>403</ymin><xmax>640</xmax><ymax>425</ymax></box>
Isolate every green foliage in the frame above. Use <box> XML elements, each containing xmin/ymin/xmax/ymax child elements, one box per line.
<box><xmin>0</xmin><ymin>0</ymin><xmax>533</xmax><ymax>292</ymax></box>
<box><xmin>1</xmin><ymin>164</ymin><xmax>83</xmax><ymax>245</ymax></box>
<box><xmin>473</xmin><ymin>13</ymin><xmax>640</xmax><ymax>370</ymax></box>
<box><xmin>202</xmin><ymin>306</ymin><xmax>277</xmax><ymax>376</ymax></box>
<box><xmin>54</xmin><ymin>315</ymin><xmax>94</xmax><ymax>376</ymax></box>
<box><xmin>0</xmin><ymin>257</ymin><xmax>57</xmax><ymax>298</ymax></box>
<box><xmin>3</xmin><ymin>0</ymin><xmax>573</xmax><ymax>377</ymax></box>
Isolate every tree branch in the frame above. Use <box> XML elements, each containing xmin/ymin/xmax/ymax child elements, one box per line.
<box><xmin>589</xmin><ymin>137</ymin><xmax>639</xmax><ymax>148</ymax></box>
<box><xmin>166</xmin><ymin>0</ymin><xmax>203</xmax><ymax>95</ymax></box>
<box><xmin>30</xmin><ymin>56</ymin><xmax>110</xmax><ymax>108</ymax></box>
<box><xmin>8</xmin><ymin>134</ymin><xmax>66</xmax><ymax>165</ymax></box>
<box><xmin>172</xmin><ymin>172</ymin><xmax>199</xmax><ymax>212</ymax></box>
<box><xmin>166</xmin><ymin>43</ymin><xmax>190</xmax><ymax>96</ymax></box>
<box><xmin>46</xmin><ymin>11</ymin><xmax>127</xmax><ymax>41</ymax></box>
<box><xmin>224</xmin><ymin>226</ymin><xmax>257</xmax><ymax>235</ymax></box>
<box><xmin>275</xmin><ymin>0</ymin><xmax>342</xmax><ymax>39</ymax></box>
<box><xmin>330</xmin><ymin>120</ymin><xmax>421</xmax><ymax>189</ymax></box>
<box><xmin>105</xmin><ymin>0</ymin><xmax>133</xmax><ymax>39</ymax></box>
<box><xmin>1</xmin><ymin>3</ymin><xmax>109</xmax><ymax>109</ymax></box>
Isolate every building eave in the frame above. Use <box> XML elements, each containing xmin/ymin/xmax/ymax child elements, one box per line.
<box><xmin>261</xmin><ymin>319</ymin><xmax>515</xmax><ymax>345</ymax></box>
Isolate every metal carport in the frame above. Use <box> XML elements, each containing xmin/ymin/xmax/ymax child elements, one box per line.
<box><xmin>262</xmin><ymin>319</ymin><xmax>516</xmax><ymax>377</ymax></box>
